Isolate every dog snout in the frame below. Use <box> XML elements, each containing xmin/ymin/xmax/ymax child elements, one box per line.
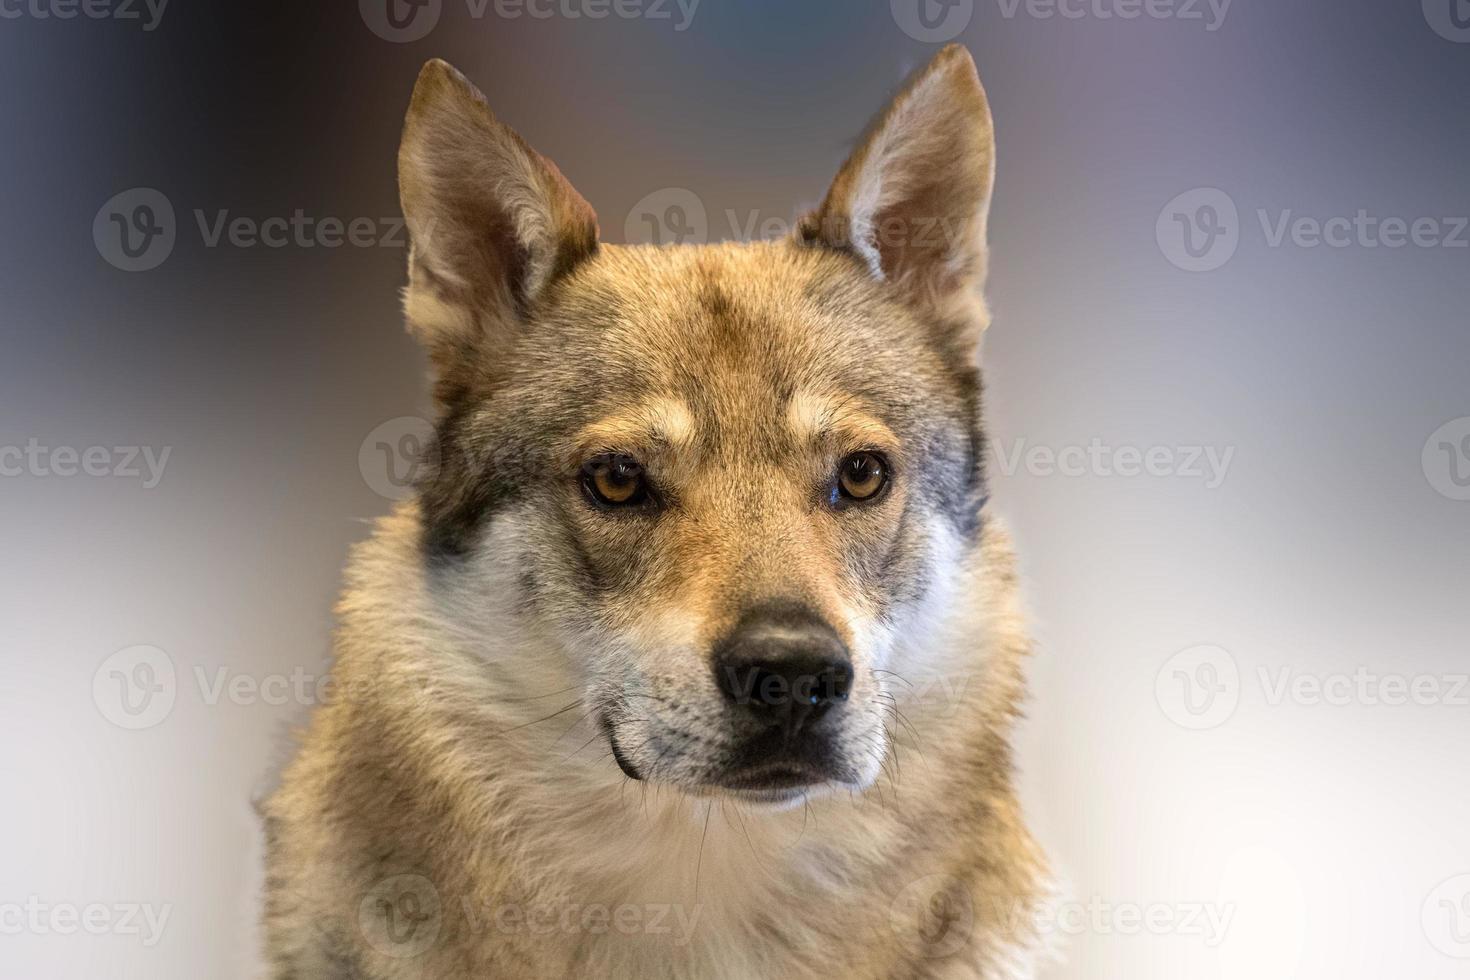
<box><xmin>712</xmin><ymin>603</ymin><xmax>854</xmax><ymax>739</ymax></box>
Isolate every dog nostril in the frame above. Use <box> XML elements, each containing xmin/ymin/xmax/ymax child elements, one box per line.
<box><xmin>736</xmin><ymin>662</ymin><xmax>853</xmax><ymax>709</ymax></box>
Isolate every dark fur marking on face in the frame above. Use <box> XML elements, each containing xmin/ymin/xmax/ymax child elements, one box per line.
<box><xmin>560</xmin><ymin>516</ymin><xmax>613</xmax><ymax>598</ymax></box>
<box><xmin>875</xmin><ymin>502</ymin><xmax>928</xmax><ymax>614</ymax></box>
<box><xmin>419</xmin><ymin>405</ymin><xmax>519</xmax><ymax>563</ymax></box>
<box><xmin>940</xmin><ymin>364</ymin><xmax>988</xmax><ymax>543</ymax></box>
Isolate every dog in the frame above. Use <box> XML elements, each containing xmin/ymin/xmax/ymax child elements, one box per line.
<box><xmin>262</xmin><ymin>44</ymin><xmax>1052</xmax><ymax>979</ymax></box>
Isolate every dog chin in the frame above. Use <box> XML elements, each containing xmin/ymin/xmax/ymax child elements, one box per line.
<box><xmin>700</xmin><ymin>764</ymin><xmax>875</xmax><ymax>810</ymax></box>
<box><xmin>716</xmin><ymin>778</ymin><xmax>865</xmax><ymax>811</ymax></box>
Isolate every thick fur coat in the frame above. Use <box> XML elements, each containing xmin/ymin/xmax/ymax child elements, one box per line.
<box><xmin>263</xmin><ymin>45</ymin><xmax>1051</xmax><ymax>979</ymax></box>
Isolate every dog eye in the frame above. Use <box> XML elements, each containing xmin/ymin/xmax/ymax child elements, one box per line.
<box><xmin>583</xmin><ymin>455</ymin><xmax>650</xmax><ymax>508</ymax></box>
<box><xmin>833</xmin><ymin>452</ymin><xmax>889</xmax><ymax>505</ymax></box>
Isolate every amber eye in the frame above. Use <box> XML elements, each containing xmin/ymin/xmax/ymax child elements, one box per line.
<box><xmin>583</xmin><ymin>455</ymin><xmax>650</xmax><ymax>508</ymax></box>
<box><xmin>834</xmin><ymin>452</ymin><xmax>890</xmax><ymax>505</ymax></box>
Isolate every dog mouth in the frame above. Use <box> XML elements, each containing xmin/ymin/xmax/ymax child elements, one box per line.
<box><xmin>714</xmin><ymin>762</ymin><xmax>828</xmax><ymax>792</ymax></box>
<box><xmin>605</xmin><ymin>731</ymin><xmax>830</xmax><ymax>792</ymax></box>
<box><xmin>605</xmin><ymin>725</ymin><xmax>845</xmax><ymax>798</ymax></box>
<box><xmin>607</xmin><ymin>730</ymin><xmax>644</xmax><ymax>781</ymax></box>
<box><xmin>601</xmin><ymin>708</ymin><xmax>865</xmax><ymax>798</ymax></box>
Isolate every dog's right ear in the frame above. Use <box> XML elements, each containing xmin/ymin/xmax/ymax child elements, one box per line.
<box><xmin>398</xmin><ymin>59</ymin><xmax>599</xmax><ymax>370</ymax></box>
<box><xmin>797</xmin><ymin>45</ymin><xmax>995</xmax><ymax>345</ymax></box>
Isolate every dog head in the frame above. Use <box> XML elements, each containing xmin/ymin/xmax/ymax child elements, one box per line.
<box><xmin>396</xmin><ymin>46</ymin><xmax>996</xmax><ymax>806</ymax></box>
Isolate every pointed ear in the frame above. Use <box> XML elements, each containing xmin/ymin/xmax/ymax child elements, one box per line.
<box><xmin>398</xmin><ymin>59</ymin><xmax>599</xmax><ymax>366</ymax></box>
<box><xmin>798</xmin><ymin>45</ymin><xmax>995</xmax><ymax>337</ymax></box>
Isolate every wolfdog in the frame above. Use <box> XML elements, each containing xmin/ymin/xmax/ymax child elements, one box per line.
<box><xmin>263</xmin><ymin>44</ymin><xmax>1051</xmax><ymax>979</ymax></box>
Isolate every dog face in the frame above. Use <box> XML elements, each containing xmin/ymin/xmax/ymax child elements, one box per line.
<box><xmin>397</xmin><ymin>46</ymin><xmax>996</xmax><ymax>805</ymax></box>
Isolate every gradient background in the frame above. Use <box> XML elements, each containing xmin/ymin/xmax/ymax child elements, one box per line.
<box><xmin>3</xmin><ymin>1</ymin><xmax>1469</xmax><ymax>977</ymax></box>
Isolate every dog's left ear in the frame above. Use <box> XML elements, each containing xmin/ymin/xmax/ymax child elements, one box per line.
<box><xmin>798</xmin><ymin>45</ymin><xmax>995</xmax><ymax>340</ymax></box>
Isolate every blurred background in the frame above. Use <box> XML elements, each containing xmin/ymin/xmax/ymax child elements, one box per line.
<box><xmin>2</xmin><ymin>1</ymin><xmax>1468</xmax><ymax>976</ymax></box>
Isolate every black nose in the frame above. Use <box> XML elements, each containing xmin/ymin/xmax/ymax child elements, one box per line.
<box><xmin>712</xmin><ymin>604</ymin><xmax>854</xmax><ymax>739</ymax></box>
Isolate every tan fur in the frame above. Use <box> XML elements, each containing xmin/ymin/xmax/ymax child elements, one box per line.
<box><xmin>263</xmin><ymin>46</ymin><xmax>1051</xmax><ymax>979</ymax></box>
